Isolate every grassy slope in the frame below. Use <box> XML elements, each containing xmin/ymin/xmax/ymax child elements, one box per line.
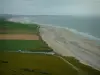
<box><xmin>0</xmin><ymin>52</ymin><xmax>78</xmax><ymax>75</ymax></box>
<box><xmin>64</xmin><ymin>56</ymin><xmax>100</xmax><ymax>75</ymax></box>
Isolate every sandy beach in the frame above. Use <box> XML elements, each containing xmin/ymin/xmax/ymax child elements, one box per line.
<box><xmin>39</xmin><ymin>25</ymin><xmax>100</xmax><ymax>70</ymax></box>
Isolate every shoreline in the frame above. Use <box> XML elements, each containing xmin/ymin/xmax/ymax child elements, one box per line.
<box><xmin>6</xmin><ymin>18</ymin><xmax>100</xmax><ymax>71</ymax></box>
<box><xmin>33</xmin><ymin>22</ymin><xmax>100</xmax><ymax>42</ymax></box>
<box><xmin>8</xmin><ymin>18</ymin><xmax>100</xmax><ymax>42</ymax></box>
<box><xmin>1</xmin><ymin>18</ymin><xmax>100</xmax><ymax>75</ymax></box>
<box><xmin>39</xmin><ymin>24</ymin><xmax>100</xmax><ymax>71</ymax></box>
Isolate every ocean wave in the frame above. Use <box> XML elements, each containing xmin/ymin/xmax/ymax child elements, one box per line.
<box><xmin>65</xmin><ymin>27</ymin><xmax>100</xmax><ymax>41</ymax></box>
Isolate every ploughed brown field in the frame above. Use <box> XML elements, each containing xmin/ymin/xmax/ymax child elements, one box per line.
<box><xmin>0</xmin><ymin>34</ymin><xmax>39</xmax><ymax>40</ymax></box>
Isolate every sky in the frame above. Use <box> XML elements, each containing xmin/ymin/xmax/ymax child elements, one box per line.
<box><xmin>1</xmin><ymin>0</ymin><xmax>100</xmax><ymax>16</ymax></box>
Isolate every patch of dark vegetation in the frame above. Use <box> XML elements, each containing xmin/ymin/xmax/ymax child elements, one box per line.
<box><xmin>11</xmin><ymin>70</ymin><xmax>17</xmax><ymax>72</ymax></box>
<box><xmin>0</xmin><ymin>60</ymin><xmax>8</xmax><ymax>63</ymax></box>
<box><xmin>29</xmin><ymin>49</ymin><xmax>53</xmax><ymax>52</ymax></box>
<box><xmin>20</xmin><ymin>68</ymin><xmax>51</xmax><ymax>75</ymax></box>
<box><xmin>12</xmin><ymin>74</ymin><xmax>16</xmax><ymax>75</ymax></box>
<box><xmin>39</xmin><ymin>71</ymin><xmax>50</xmax><ymax>75</ymax></box>
<box><xmin>21</xmin><ymin>68</ymin><xmax>34</xmax><ymax>72</ymax></box>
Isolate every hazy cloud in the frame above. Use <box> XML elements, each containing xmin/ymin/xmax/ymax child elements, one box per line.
<box><xmin>1</xmin><ymin>0</ymin><xmax>100</xmax><ymax>16</ymax></box>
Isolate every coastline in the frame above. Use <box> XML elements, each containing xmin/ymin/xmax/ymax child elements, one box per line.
<box><xmin>39</xmin><ymin>24</ymin><xmax>100</xmax><ymax>70</ymax></box>
<box><xmin>6</xmin><ymin>18</ymin><xmax>100</xmax><ymax>71</ymax></box>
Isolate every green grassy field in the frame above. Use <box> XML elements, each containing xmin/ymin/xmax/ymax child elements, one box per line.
<box><xmin>0</xmin><ymin>19</ymin><xmax>38</xmax><ymax>29</ymax></box>
<box><xmin>0</xmin><ymin>52</ymin><xmax>78</xmax><ymax>75</ymax></box>
<box><xmin>64</xmin><ymin>56</ymin><xmax>100</xmax><ymax>75</ymax></box>
<box><xmin>0</xmin><ymin>19</ymin><xmax>39</xmax><ymax>34</ymax></box>
<box><xmin>0</xmin><ymin>40</ymin><xmax>51</xmax><ymax>51</ymax></box>
<box><xmin>0</xmin><ymin>29</ymin><xmax>37</xmax><ymax>34</ymax></box>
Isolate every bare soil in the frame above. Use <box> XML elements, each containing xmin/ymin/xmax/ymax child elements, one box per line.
<box><xmin>0</xmin><ymin>34</ymin><xmax>39</xmax><ymax>40</ymax></box>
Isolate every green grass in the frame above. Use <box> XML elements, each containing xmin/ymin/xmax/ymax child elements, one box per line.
<box><xmin>0</xmin><ymin>40</ymin><xmax>51</xmax><ymax>51</ymax></box>
<box><xmin>0</xmin><ymin>20</ymin><xmax>38</xmax><ymax>30</ymax></box>
<box><xmin>0</xmin><ymin>52</ymin><xmax>78</xmax><ymax>75</ymax></box>
<box><xmin>0</xmin><ymin>20</ymin><xmax>39</xmax><ymax>34</ymax></box>
<box><xmin>64</xmin><ymin>56</ymin><xmax>100</xmax><ymax>75</ymax></box>
<box><xmin>0</xmin><ymin>29</ymin><xmax>38</xmax><ymax>34</ymax></box>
